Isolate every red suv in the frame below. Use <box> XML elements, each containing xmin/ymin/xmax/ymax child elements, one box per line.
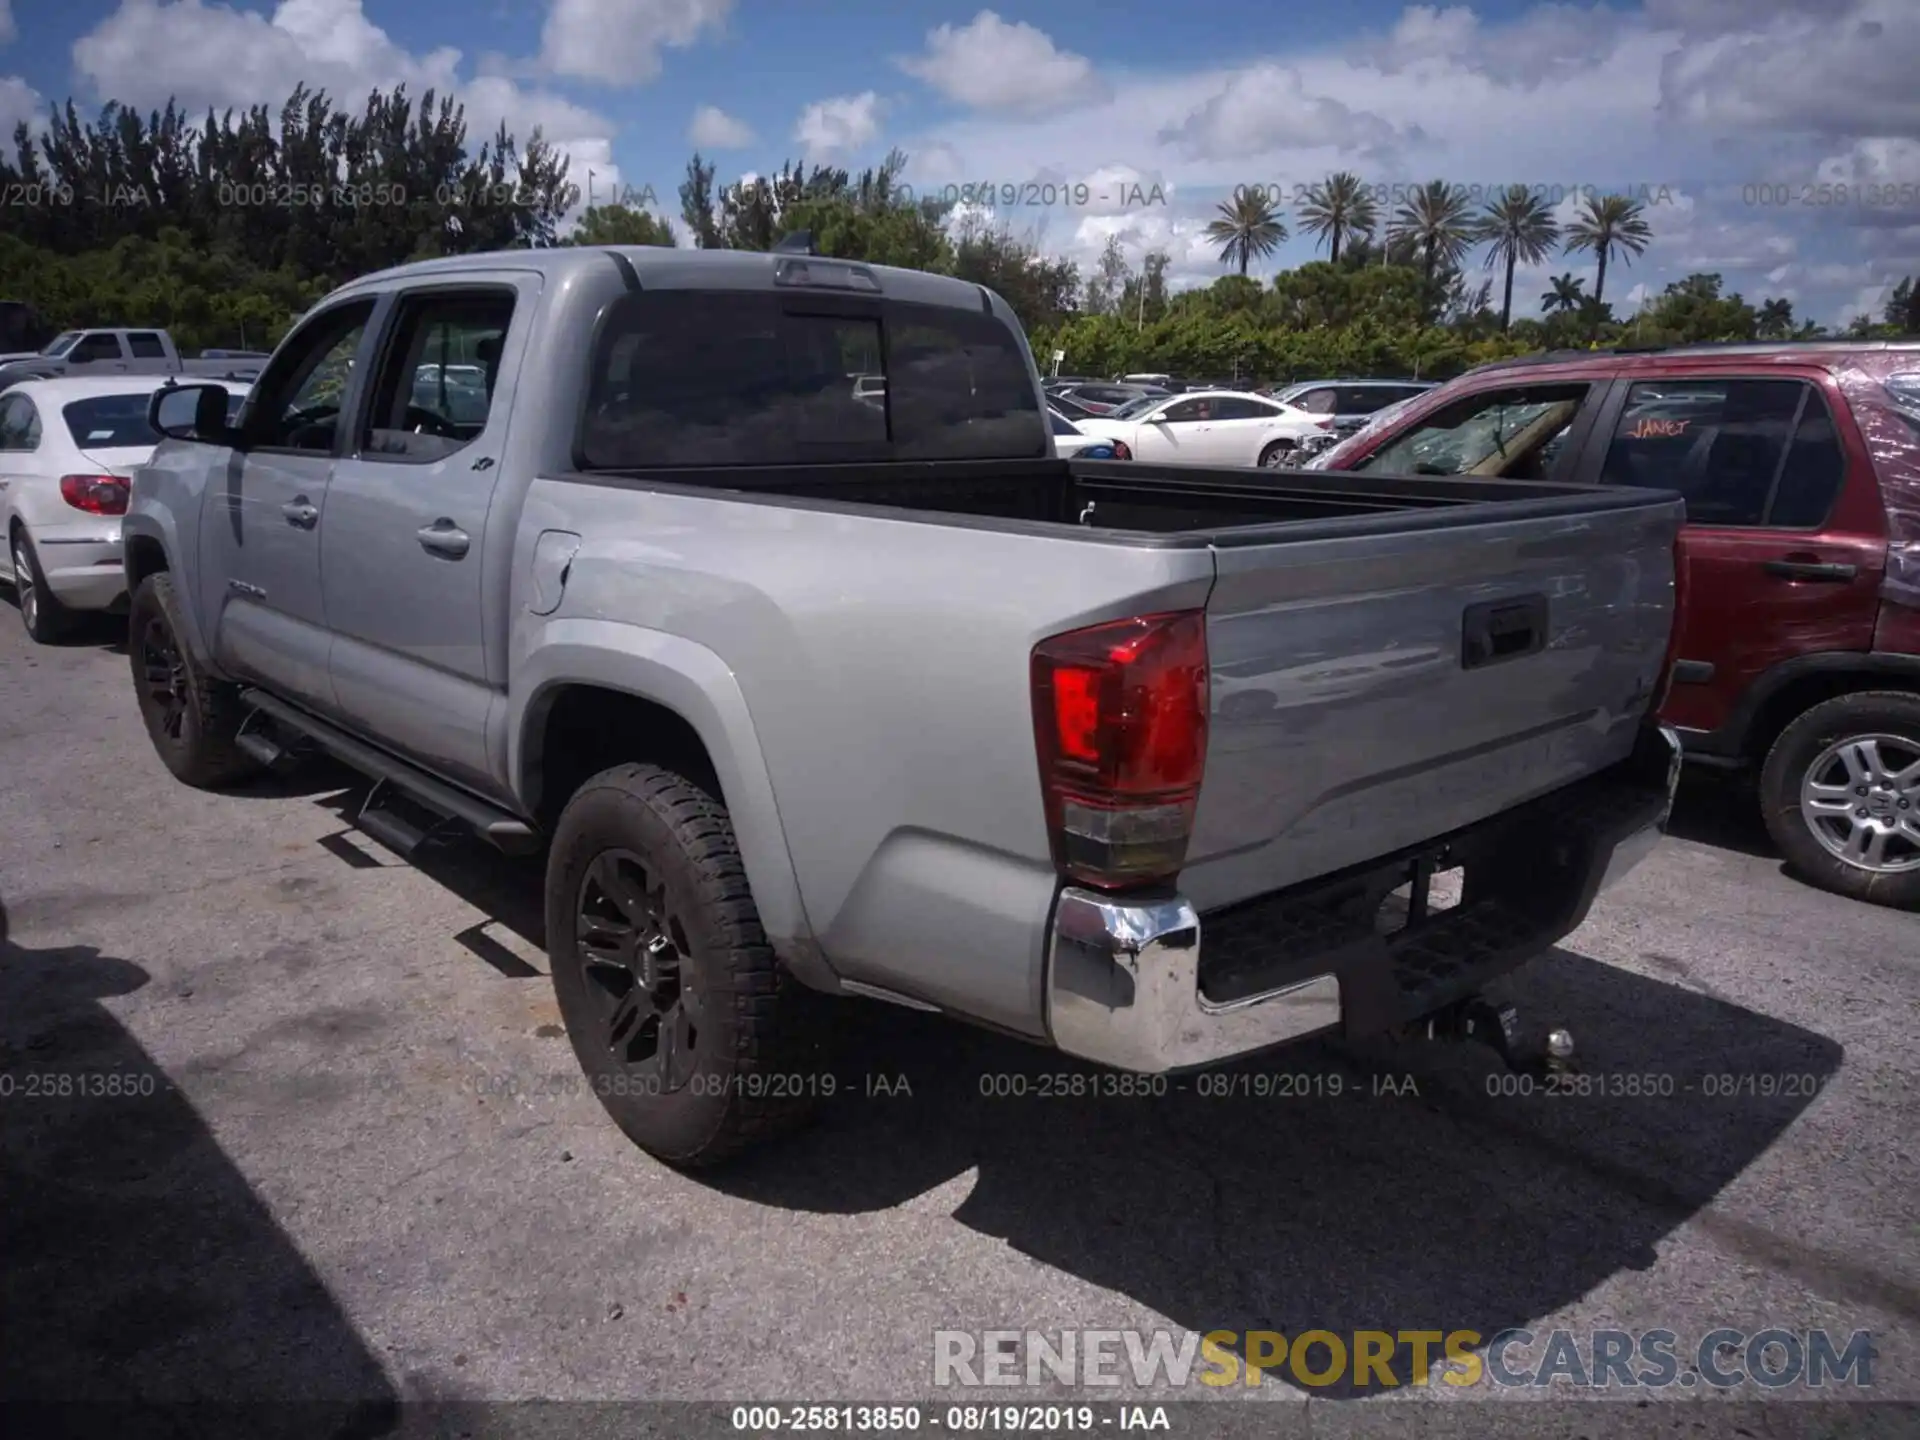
<box><xmin>1310</xmin><ymin>341</ymin><xmax>1920</xmax><ymax>908</ymax></box>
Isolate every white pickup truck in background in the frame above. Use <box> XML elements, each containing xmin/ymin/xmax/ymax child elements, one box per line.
<box><xmin>0</xmin><ymin>328</ymin><xmax>265</xmax><ymax>394</ymax></box>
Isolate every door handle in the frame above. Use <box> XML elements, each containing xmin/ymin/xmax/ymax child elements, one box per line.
<box><xmin>1763</xmin><ymin>558</ymin><xmax>1856</xmax><ymax>582</ymax></box>
<box><xmin>281</xmin><ymin>499</ymin><xmax>319</xmax><ymax>528</ymax></box>
<box><xmin>417</xmin><ymin>519</ymin><xmax>470</xmax><ymax>559</ymax></box>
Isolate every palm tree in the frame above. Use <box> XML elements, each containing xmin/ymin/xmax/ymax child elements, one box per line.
<box><xmin>1565</xmin><ymin>193</ymin><xmax>1653</xmax><ymax>335</ymax></box>
<box><xmin>1541</xmin><ymin>272</ymin><xmax>1587</xmax><ymax>314</ymax></box>
<box><xmin>1205</xmin><ymin>190</ymin><xmax>1288</xmax><ymax>277</ymax></box>
<box><xmin>1388</xmin><ymin>181</ymin><xmax>1475</xmax><ymax>320</ymax></box>
<box><xmin>1297</xmin><ymin>172</ymin><xmax>1376</xmax><ymax>266</ymax></box>
<box><xmin>1476</xmin><ymin>185</ymin><xmax>1560</xmax><ymax>332</ymax></box>
<box><xmin>1758</xmin><ymin>297</ymin><xmax>1795</xmax><ymax>340</ymax></box>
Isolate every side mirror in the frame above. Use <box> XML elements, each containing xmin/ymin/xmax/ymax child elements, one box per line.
<box><xmin>151</xmin><ymin>383</ymin><xmax>241</xmax><ymax>446</ymax></box>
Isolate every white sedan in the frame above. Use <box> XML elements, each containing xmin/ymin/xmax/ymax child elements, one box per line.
<box><xmin>1049</xmin><ymin>407</ymin><xmax>1128</xmax><ymax>459</ymax></box>
<box><xmin>1074</xmin><ymin>390</ymin><xmax>1330</xmax><ymax>468</ymax></box>
<box><xmin>0</xmin><ymin>373</ymin><xmax>249</xmax><ymax>641</ymax></box>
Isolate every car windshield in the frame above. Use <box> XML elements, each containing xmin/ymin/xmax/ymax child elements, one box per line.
<box><xmin>1109</xmin><ymin>396</ymin><xmax>1161</xmax><ymax>419</ymax></box>
<box><xmin>42</xmin><ymin>332</ymin><xmax>80</xmax><ymax>358</ymax></box>
<box><xmin>1048</xmin><ymin>411</ymin><xmax>1081</xmax><ymax>436</ymax></box>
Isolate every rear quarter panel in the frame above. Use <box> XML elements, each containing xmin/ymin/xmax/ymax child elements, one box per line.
<box><xmin>124</xmin><ymin>439</ymin><xmax>222</xmax><ymax>664</ymax></box>
<box><xmin>508</xmin><ymin>479</ymin><xmax>1214</xmax><ymax>1036</ymax></box>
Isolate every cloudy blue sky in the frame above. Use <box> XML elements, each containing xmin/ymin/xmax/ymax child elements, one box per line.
<box><xmin>2</xmin><ymin>0</ymin><xmax>1916</xmax><ymax>326</ymax></box>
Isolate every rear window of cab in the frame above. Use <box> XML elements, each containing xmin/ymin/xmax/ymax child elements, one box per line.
<box><xmin>579</xmin><ymin>291</ymin><xmax>1047</xmax><ymax>469</ymax></box>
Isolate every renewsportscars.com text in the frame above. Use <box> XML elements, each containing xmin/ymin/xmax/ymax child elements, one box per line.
<box><xmin>932</xmin><ymin>1328</ymin><xmax>1875</xmax><ymax>1390</ymax></box>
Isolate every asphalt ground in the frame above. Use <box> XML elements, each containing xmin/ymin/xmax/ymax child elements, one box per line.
<box><xmin>1</xmin><ymin>610</ymin><xmax>1916</xmax><ymax>1439</ymax></box>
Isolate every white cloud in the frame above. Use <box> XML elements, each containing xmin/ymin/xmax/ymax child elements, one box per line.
<box><xmin>688</xmin><ymin>103</ymin><xmax>753</xmax><ymax>149</ymax></box>
<box><xmin>793</xmin><ymin>91</ymin><xmax>880</xmax><ymax>162</ymax></box>
<box><xmin>1656</xmin><ymin>0</ymin><xmax>1920</xmax><ymax>140</ymax></box>
<box><xmin>1157</xmin><ymin>65</ymin><xmax>1403</xmax><ymax>162</ymax></box>
<box><xmin>70</xmin><ymin>0</ymin><xmax>621</xmax><ymax>224</ymax></box>
<box><xmin>539</xmin><ymin>0</ymin><xmax>731</xmax><ymax>86</ymax></box>
<box><xmin>896</xmin><ymin>10</ymin><xmax>1106</xmax><ymax>117</ymax></box>
<box><xmin>0</xmin><ymin>74</ymin><xmax>39</xmax><ymax>133</ymax></box>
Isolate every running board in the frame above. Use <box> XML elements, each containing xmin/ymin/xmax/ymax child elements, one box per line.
<box><xmin>238</xmin><ymin>689</ymin><xmax>540</xmax><ymax>856</ymax></box>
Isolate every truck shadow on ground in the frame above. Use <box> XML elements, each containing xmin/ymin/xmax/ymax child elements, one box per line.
<box><xmin>712</xmin><ymin>952</ymin><xmax>1859</xmax><ymax>1398</ymax></box>
<box><xmin>361</xmin><ymin>819</ymin><xmax>1868</xmax><ymax>1400</ymax></box>
<box><xmin>0</xmin><ymin>904</ymin><xmax>400</xmax><ymax>1433</ymax></box>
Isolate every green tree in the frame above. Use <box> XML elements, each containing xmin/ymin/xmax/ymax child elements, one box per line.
<box><xmin>1388</xmin><ymin>181</ymin><xmax>1476</xmax><ymax>322</ymax></box>
<box><xmin>1757</xmin><ymin>297</ymin><xmax>1795</xmax><ymax>339</ymax></box>
<box><xmin>1297</xmin><ymin>172</ymin><xmax>1376</xmax><ymax>266</ymax></box>
<box><xmin>677</xmin><ymin>154</ymin><xmax>721</xmax><ymax>248</ymax></box>
<box><xmin>1541</xmin><ymin>272</ymin><xmax>1587</xmax><ymax>315</ymax></box>
<box><xmin>1081</xmin><ymin>235</ymin><xmax>1133</xmax><ymax>316</ymax></box>
<box><xmin>565</xmin><ymin>204</ymin><xmax>676</xmax><ymax>246</ymax></box>
<box><xmin>1476</xmin><ymin>184</ymin><xmax>1559</xmax><ymax>333</ymax></box>
<box><xmin>1565</xmin><ymin>193</ymin><xmax>1653</xmax><ymax>335</ymax></box>
<box><xmin>1885</xmin><ymin>276</ymin><xmax>1919</xmax><ymax>334</ymax></box>
<box><xmin>1204</xmin><ymin>190</ymin><xmax>1287</xmax><ymax>277</ymax></box>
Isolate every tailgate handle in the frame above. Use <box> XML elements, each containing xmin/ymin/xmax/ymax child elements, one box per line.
<box><xmin>1462</xmin><ymin>594</ymin><xmax>1549</xmax><ymax>670</ymax></box>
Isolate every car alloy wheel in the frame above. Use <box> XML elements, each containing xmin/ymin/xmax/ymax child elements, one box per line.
<box><xmin>12</xmin><ymin>539</ymin><xmax>36</xmax><ymax>634</ymax></box>
<box><xmin>575</xmin><ymin>848</ymin><xmax>704</xmax><ymax>1091</ymax></box>
<box><xmin>138</xmin><ymin>611</ymin><xmax>191</xmax><ymax>742</ymax></box>
<box><xmin>1798</xmin><ymin>732</ymin><xmax>1920</xmax><ymax>875</ymax></box>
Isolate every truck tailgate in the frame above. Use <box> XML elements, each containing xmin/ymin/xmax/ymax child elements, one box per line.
<box><xmin>1181</xmin><ymin>491</ymin><xmax>1683</xmax><ymax>912</ymax></box>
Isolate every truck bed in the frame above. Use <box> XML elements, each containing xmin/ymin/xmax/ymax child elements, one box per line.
<box><xmin>561</xmin><ymin>456</ymin><xmax>1682</xmax><ymax>913</ymax></box>
<box><xmin>566</xmin><ymin>456</ymin><xmax>1668</xmax><ymax>543</ymax></box>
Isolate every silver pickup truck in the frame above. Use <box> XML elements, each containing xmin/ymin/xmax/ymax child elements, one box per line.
<box><xmin>122</xmin><ymin>246</ymin><xmax>1684</xmax><ymax>1167</ymax></box>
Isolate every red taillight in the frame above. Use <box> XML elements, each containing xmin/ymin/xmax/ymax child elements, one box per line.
<box><xmin>59</xmin><ymin>474</ymin><xmax>129</xmax><ymax>515</ymax></box>
<box><xmin>1031</xmin><ymin>610</ymin><xmax>1209</xmax><ymax>889</ymax></box>
<box><xmin>1111</xmin><ymin>440</ymin><xmax>1132</xmax><ymax>460</ymax></box>
<box><xmin>1313</xmin><ymin>416</ymin><xmax>1335</xmax><ymax>429</ymax></box>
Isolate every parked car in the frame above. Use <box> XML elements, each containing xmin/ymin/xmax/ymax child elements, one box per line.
<box><xmin>1052</xmin><ymin>382</ymin><xmax>1168</xmax><ymax>415</ymax></box>
<box><xmin>0</xmin><ymin>327</ymin><xmax>265</xmax><ymax>394</ymax></box>
<box><xmin>124</xmin><ymin>245</ymin><xmax>1681</xmax><ymax>1168</ymax></box>
<box><xmin>1270</xmin><ymin>379</ymin><xmax>1438</xmax><ymax>440</ymax></box>
<box><xmin>1045</xmin><ymin>390</ymin><xmax>1099</xmax><ymax>421</ymax></box>
<box><xmin>1307</xmin><ymin>340</ymin><xmax>1920</xmax><ymax>908</ymax></box>
<box><xmin>0</xmin><ymin>374</ymin><xmax>250</xmax><ymax>641</ymax></box>
<box><xmin>1049</xmin><ymin>407</ymin><xmax>1128</xmax><ymax>459</ymax></box>
<box><xmin>1074</xmin><ymin>389</ymin><xmax>1331</xmax><ymax>467</ymax></box>
<box><xmin>200</xmin><ymin>348</ymin><xmax>273</xmax><ymax>360</ymax></box>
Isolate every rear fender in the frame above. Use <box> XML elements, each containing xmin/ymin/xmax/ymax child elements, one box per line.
<box><xmin>509</xmin><ymin>618</ymin><xmax>824</xmax><ymax>978</ymax></box>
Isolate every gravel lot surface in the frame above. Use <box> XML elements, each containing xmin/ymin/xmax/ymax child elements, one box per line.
<box><xmin>2</xmin><ymin>613</ymin><xmax>1916</xmax><ymax>1437</ymax></box>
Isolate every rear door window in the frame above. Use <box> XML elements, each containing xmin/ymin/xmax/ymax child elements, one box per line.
<box><xmin>581</xmin><ymin>291</ymin><xmax>1045</xmax><ymax>468</ymax></box>
<box><xmin>1599</xmin><ymin>378</ymin><xmax>1843</xmax><ymax>527</ymax></box>
<box><xmin>127</xmin><ymin>332</ymin><xmax>167</xmax><ymax>359</ymax></box>
<box><xmin>1215</xmin><ymin>396</ymin><xmax>1278</xmax><ymax>420</ymax></box>
<box><xmin>1355</xmin><ymin>383</ymin><xmax>1592</xmax><ymax>479</ymax></box>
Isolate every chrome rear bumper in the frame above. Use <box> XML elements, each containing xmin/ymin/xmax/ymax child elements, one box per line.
<box><xmin>1044</xmin><ymin>727</ymin><xmax>1681</xmax><ymax>1074</ymax></box>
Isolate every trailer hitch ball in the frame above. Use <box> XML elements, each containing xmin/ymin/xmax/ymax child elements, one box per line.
<box><xmin>1545</xmin><ymin>1027</ymin><xmax>1576</xmax><ymax>1077</ymax></box>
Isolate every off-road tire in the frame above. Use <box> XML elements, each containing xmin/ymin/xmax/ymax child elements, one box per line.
<box><xmin>127</xmin><ymin>572</ymin><xmax>262</xmax><ymax>788</ymax></box>
<box><xmin>10</xmin><ymin>528</ymin><xmax>75</xmax><ymax>644</ymax></box>
<box><xmin>545</xmin><ymin>763</ymin><xmax>827</xmax><ymax>1167</ymax></box>
<box><xmin>1759</xmin><ymin>690</ymin><xmax>1920</xmax><ymax>910</ymax></box>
